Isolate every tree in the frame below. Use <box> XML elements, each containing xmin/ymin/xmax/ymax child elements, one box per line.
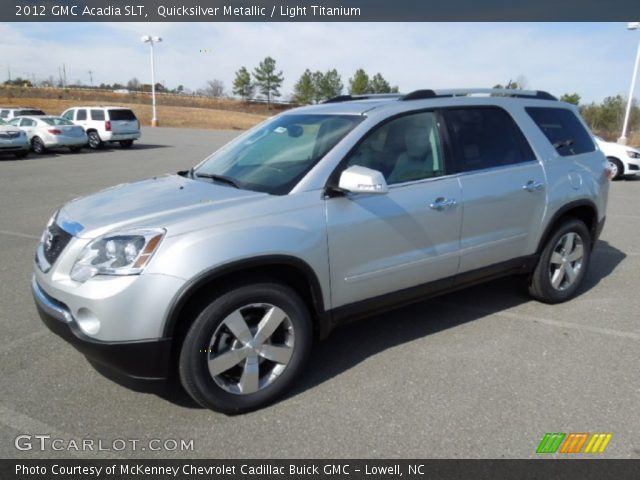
<box><xmin>317</xmin><ymin>69</ymin><xmax>343</xmax><ymax>101</ymax></box>
<box><xmin>370</xmin><ymin>73</ymin><xmax>393</xmax><ymax>93</ymax></box>
<box><xmin>232</xmin><ymin>67</ymin><xmax>254</xmax><ymax>101</ymax></box>
<box><xmin>126</xmin><ymin>77</ymin><xmax>141</xmax><ymax>91</ymax></box>
<box><xmin>293</xmin><ymin>69</ymin><xmax>315</xmax><ymax>105</ymax></box>
<box><xmin>349</xmin><ymin>68</ymin><xmax>369</xmax><ymax>95</ymax></box>
<box><xmin>204</xmin><ymin>79</ymin><xmax>225</xmax><ymax>98</ymax></box>
<box><xmin>560</xmin><ymin>93</ymin><xmax>581</xmax><ymax>105</ymax></box>
<box><xmin>253</xmin><ymin>57</ymin><xmax>284</xmax><ymax>108</ymax></box>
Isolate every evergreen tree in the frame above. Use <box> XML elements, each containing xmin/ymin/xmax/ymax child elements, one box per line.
<box><xmin>253</xmin><ymin>57</ymin><xmax>284</xmax><ymax>108</ymax></box>
<box><xmin>232</xmin><ymin>67</ymin><xmax>254</xmax><ymax>101</ymax></box>
<box><xmin>348</xmin><ymin>68</ymin><xmax>369</xmax><ymax>95</ymax></box>
<box><xmin>293</xmin><ymin>69</ymin><xmax>315</xmax><ymax>105</ymax></box>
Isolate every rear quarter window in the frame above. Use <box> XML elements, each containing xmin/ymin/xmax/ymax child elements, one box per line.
<box><xmin>526</xmin><ymin>107</ymin><xmax>595</xmax><ymax>157</ymax></box>
<box><xmin>108</xmin><ymin>109</ymin><xmax>137</xmax><ymax>121</ymax></box>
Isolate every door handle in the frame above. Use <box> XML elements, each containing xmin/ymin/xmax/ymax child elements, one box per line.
<box><xmin>523</xmin><ymin>180</ymin><xmax>545</xmax><ymax>192</ymax></box>
<box><xmin>430</xmin><ymin>197</ymin><xmax>457</xmax><ymax>210</ymax></box>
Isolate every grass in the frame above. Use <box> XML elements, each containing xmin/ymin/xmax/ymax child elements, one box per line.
<box><xmin>0</xmin><ymin>96</ymin><xmax>269</xmax><ymax>130</ymax></box>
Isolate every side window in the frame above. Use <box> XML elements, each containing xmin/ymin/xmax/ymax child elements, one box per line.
<box><xmin>8</xmin><ymin>118</ymin><xmax>20</xmax><ymax>126</ymax></box>
<box><xmin>0</xmin><ymin>110</ymin><xmax>8</xmax><ymax>118</ymax></box>
<box><xmin>91</xmin><ymin>109</ymin><xmax>105</xmax><ymax>121</ymax></box>
<box><xmin>20</xmin><ymin>118</ymin><xmax>33</xmax><ymax>127</ymax></box>
<box><xmin>443</xmin><ymin>107</ymin><xmax>535</xmax><ymax>173</ymax></box>
<box><xmin>346</xmin><ymin>111</ymin><xmax>446</xmax><ymax>185</ymax></box>
<box><xmin>62</xmin><ymin>110</ymin><xmax>74</xmax><ymax>121</ymax></box>
<box><xmin>76</xmin><ymin>109</ymin><xmax>87</xmax><ymax>121</ymax></box>
<box><xmin>526</xmin><ymin>107</ymin><xmax>595</xmax><ymax>157</ymax></box>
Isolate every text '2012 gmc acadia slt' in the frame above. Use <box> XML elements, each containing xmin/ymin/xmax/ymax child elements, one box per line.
<box><xmin>33</xmin><ymin>89</ymin><xmax>609</xmax><ymax>414</ymax></box>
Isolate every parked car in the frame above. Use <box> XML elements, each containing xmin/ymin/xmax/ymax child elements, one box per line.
<box><xmin>60</xmin><ymin>106</ymin><xmax>141</xmax><ymax>149</ymax></box>
<box><xmin>9</xmin><ymin>116</ymin><xmax>88</xmax><ymax>154</ymax></box>
<box><xmin>0</xmin><ymin>118</ymin><xmax>29</xmax><ymax>159</ymax></box>
<box><xmin>32</xmin><ymin>89</ymin><xmax>609</xmax><ymax>414</ymax></box>
<box><xmin>594</xmin><ymin>135</ymin><xmax>640</xmax><ymax>180</ymax></box>
<box><xmin>0</xmin><ymin>107</ymin><xmax>46</xmax><ymax>121</ymax></box>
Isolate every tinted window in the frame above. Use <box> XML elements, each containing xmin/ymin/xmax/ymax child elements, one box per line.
<box><xmin>0</xmin><ymin>110</ymin><xmax>8</xmax><ymax>118</ymax></box>
<box><xmin>346</xmin><ymin>111</ymin><xmax>446</xmax><ymax>184</ymax></box>
<box><xmin>61</xmin><ymin>110</ymin><xmax>74</xmax><ymax>120</ymax></box>
<box><xmin>91</xmin><ymin>109</ymin><xmax>105</xmax><ymax>121</ymax></box>
<box><xmin>108</xmin><ymin>109</ymin><xmax>136</xmax><ymax>121</ymax></box>
<box><xmin>76</xmin><ymin>109</ymin><xmax>87</xmax><ymax>121</ymax></box>
<box><xmin>443</xmin><ymin>107</ymin><xmax>535</xmax><ymax>172</ymax></box>
<box><xmin>526</xmin><ymin>107</ymin><xmax>595</xmax><ymax>157</ymax></box>
<box><xmin>20</xmin><ymin>118</ymin><xmax>36</xmax><ymax>127</ymax></box>
<box><xmin>17</xmin><ymin>109</ymin><xmax>45</xmax><ymax>116</ymax></box>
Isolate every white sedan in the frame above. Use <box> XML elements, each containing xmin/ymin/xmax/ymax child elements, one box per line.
<box><xmin>8</xmin><ymin>116</ymin><xmax>88</xmax><ymax>154</ymax></box>
<box><xmin>595</xmin><ymin>136</ymin><xmax>640</xmax><ymax>180</ymax></box>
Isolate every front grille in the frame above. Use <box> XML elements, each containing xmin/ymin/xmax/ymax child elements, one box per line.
<box><xmin>43</xmin><ymin>223</ymin><xmax>72</xmax><ymax>266</ymax></box>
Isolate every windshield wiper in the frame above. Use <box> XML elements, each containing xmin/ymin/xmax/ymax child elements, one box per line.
<box><xmin>194</xmin><ymin>172</ymin><xmax>242</xmax><ymax>189</ymax></box>
<box><xmin>553</xmin><ymin>139</ymin><xmax>575</xmax><ymax>150</ymax></box>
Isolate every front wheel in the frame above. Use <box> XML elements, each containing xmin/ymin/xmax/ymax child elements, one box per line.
<box><xmin>529</xmin><ymin>219</ymin><xmax>591</xmax><ymax>304</ymax></box>
<box><xmin>607</xmin><ymin>157</ymin><xmax>623</xmax><ymax>180</ymax></box>
<box><xmin>179</xmin><ymin>282</ymin><xmax>312</xmax><ymax>414</ymax></box>
<box><xmin>87</xmin><ymin>131</ymin><xmax>103</xmax><ymax>149</ymax></box>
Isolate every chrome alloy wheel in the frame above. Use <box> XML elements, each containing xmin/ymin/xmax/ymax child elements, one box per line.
<box><xmin>548</xmin><ymin>232</ymin><xmax>584</xmax><ymax>291</ymax></box>
<box><xmin>207</xmin><ymin>303</ymin><xmax>295</xmax><ymax>395</ymax></box>
<box><xmin>608</xmin><ymin>159</ymin><xmax>619</xmax><ymax>179</ymax></box>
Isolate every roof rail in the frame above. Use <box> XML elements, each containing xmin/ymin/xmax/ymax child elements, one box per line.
<box><xmin>401</xmin><ymin>88</ymin><xmax>557</xmax><ymax>101</ymax></box>
<box><xmin>323</xmin><ymin>93</ymin><xmax>403</xmax><ymax>104</ymax></box>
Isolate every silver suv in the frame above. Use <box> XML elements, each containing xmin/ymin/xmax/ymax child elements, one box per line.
<box><xmin>32</xmin><ymin>89</ymin><xmax>609</xmax><ymax>413</ymax></box>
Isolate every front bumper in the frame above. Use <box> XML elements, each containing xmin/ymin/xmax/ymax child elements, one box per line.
<box><xmin>32</xmin><ymin>276</ymin><xmax>171</xmax><ymax>380</ymax></box>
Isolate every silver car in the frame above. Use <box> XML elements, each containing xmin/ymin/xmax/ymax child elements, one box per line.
<box><xmin>9</xmin><ymin>116</ymin><xmax>88</xmax><ymax>154</ymax></box>
<box><xmin>32</xmin><ymin>89</ymin><xmax>609</xmax><ymax>413</ymax></box>
<box><xmin>0</xmin><ymin>118</ymin><xmax>30</xmax><ymax>159</ymax></box>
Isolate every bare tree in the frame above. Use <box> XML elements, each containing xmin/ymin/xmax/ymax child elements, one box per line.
<box><xmin>204</xmin><ymin>79</ymin><xmax>225</xmax><ymax>98</ymax></box>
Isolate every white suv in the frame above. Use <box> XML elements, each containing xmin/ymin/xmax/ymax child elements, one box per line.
<box><xmin>61</xmin><ymin>106</ymin><xmax>141</xmax><ymax>149</ymax></box>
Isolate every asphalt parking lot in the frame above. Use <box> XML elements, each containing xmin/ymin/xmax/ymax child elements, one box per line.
<box><xmin>1</xmin><ymin>127</ymin><xmax>639</xmax><ymax>459</ymax></box>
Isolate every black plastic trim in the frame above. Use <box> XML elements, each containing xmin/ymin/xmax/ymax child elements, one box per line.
<box><xmin>162</xmin><ymin>255</ymin><xmax>328</xmax><ymax>338</ymax></box>
<box><xmin>34</xmin><ymin>290</ymin><xmax>171</xmax><ymax>380</ymax></box>
<box><xmin>536</xmin><ymin>200</ymin><xmax>600</xmax><ymax>253</ymax></box>
<box><xmin>329</xmin><ymin>255</ymin><xmax>537</xmax><ymax>326</ymax></box>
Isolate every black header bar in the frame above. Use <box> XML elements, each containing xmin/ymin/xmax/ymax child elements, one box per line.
<box><xmin>3</xmin><ymin>0</ymin><xmax>640</xmax><ymax>22</ymax></box>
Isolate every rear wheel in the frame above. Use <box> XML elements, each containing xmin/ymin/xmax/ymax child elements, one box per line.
<box><xmin>179</xmin><ymin>282</ymin><xmax>312</xmax><ymax>414</ymax></box>
<box><xmin>529</xmin><ymin>219</ymin><xmax>591</xmax><ymax>304</ymax></box>
<box><xmin>119</xmin><ymin>140</ymin><xmax>134</xmax><ymax>148</ymax></box>
<box><xmin>607</xmin><ymin>157</ymin><xmax>623</xmax><ymax>180</ymax></box>
<box><xmin>31</xmin><ymin>137</ymin><xmax>46</xmax><ymax>154</ymax></box>
<box><xmin>87</xmin><ymin>131</ymin><xmax>103</xmax><ymax>149</ymax></box>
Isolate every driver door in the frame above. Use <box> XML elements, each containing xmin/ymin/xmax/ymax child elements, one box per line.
<box><xmin>325</xmin><ymin>111</ymin><xmax>462</xmax><ymax>309</ymax></box>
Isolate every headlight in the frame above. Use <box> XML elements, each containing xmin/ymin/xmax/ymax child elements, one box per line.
<box><xmin>70</xmin><ymin>228</ymin><xmax>165</xmax><ymax>283</ymax></box>
<box><xmin>626</xmin><ymin>150</ymin><xmax>640</xmax><ymax>159</ymax></box>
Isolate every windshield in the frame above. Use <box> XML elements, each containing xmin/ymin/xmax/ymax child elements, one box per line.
<box><xmin>41</xmin><ymin>117</ymin><xmax>74</xmax><ymax>126</ymax></box>
<box><xmin>0</xmin><ymin>118</ymin><xmax>6</xmax><ymax>125</ymax></box>
<box><xmin>194</xmin><ymin>114</ymin><xmax>363</xmax><ymax>195</ymax></box>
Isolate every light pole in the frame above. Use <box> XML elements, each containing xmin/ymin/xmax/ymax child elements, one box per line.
<box><xmin>618</xmin><ymin>22</ymin><xmax>640</xmax><ymax>145</ymax></box>
<box><xmin>141</xmin><ymin>35</ymin><xmax>162</xmax><ymax>127</ymax></box>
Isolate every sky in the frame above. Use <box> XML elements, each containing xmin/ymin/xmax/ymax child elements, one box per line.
<box><xmin>0</xmin><ymin>22</ymin><xmax>638</xmax><ymax>103</ymax></box>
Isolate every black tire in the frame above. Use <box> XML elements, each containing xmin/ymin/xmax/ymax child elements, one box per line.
<box><xmin>179</xmin><ymin>282</ymin><xmax>312</xmax><ymax>414</ymax></box>
<box><xmin>69</xmin><ymin>146</ymin><xmax>82</xmax><ymax>153</ymax></box>
<box><xmin>607</xmin><ymin>157</ymin><xmax>624</xmax><ymax>180</ymax></box>
<box><xmin>31</xmin><ymin>137</ymin><xmax>46</xmax><ymax>154</ymax></box>
<box><xmin>119</xmin><ymin>140</ymin><xmax>134</xmax><ymax>148</ymax></box>
<box><xmin>529</xmin><ymin>218</ymin><xmax>591</xmax><ymax>304</ymax></box>
<box><xmin>87</xmin><ymin>131</ymin><xmax>103</xmax><ymax>149</ymax></box>
<box><xmin>13</xmin><ymin>151</ymin><xmax>28</xmax><ymax>159</ymax></box>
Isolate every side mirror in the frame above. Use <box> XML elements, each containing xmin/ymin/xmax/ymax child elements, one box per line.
<box><xmin>338</xmin><ymin>165</ymin><xmax>389</xmax><ymax>194</ymax></box>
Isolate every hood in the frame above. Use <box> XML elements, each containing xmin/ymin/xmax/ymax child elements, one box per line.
<box><xmin>58</xmin><ymin>174</ymin><xmax>267</xmax><ymax>238</ymax></box>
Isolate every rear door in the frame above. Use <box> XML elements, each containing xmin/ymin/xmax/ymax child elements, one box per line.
<box><xmin>442</xmin><ymin>106</ymin><xmax>546</xmax><ymax>273</ymax></box>
<box><xmin>326</xmin><ymin>110</ymin><xmax>462</xmax><ymax>308</ymax></box>
<box><xmin>107</xmin><ymin>109</ymin><xmax>139</xmax><ymax>134</ymax></box>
